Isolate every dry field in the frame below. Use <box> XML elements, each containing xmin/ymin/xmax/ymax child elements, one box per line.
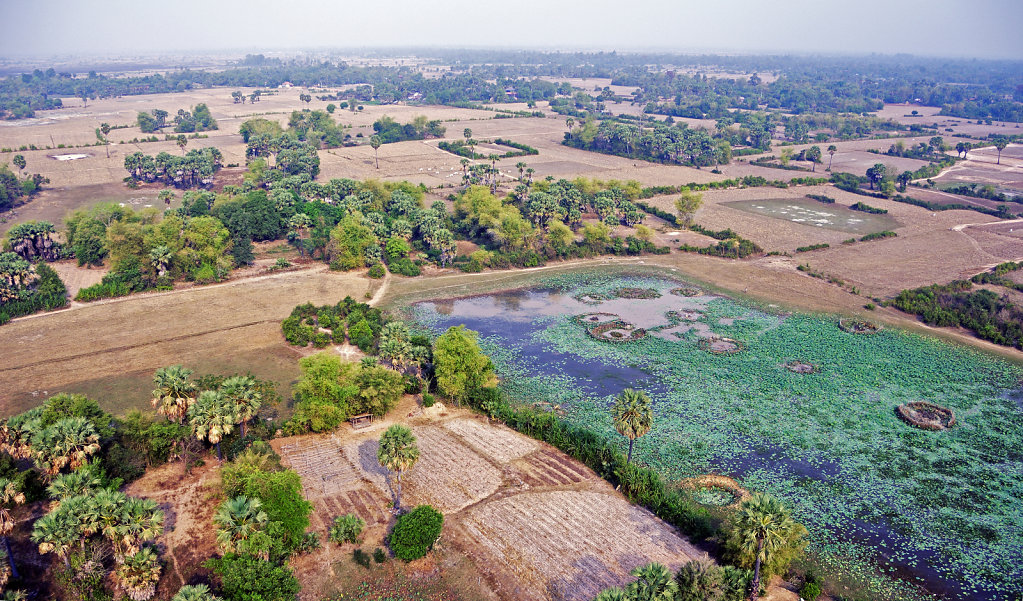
<box><xmin>931</xmin><ymin>144</ymin><xmax>1023</xmax><ymax>192</ymax></box>
<box><xmin>0</xmin><ymin>265</ymin><xmax>373</xmax><ymax>417</ymax></box>
<box><xmin>272</xmin><ymin>411</ymin><xmax>706</xmax><ymax>601</ymax></box>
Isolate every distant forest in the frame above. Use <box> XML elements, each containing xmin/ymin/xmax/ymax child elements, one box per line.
<box><xmin>2</xmin><ymin>51</ymin><xmax>1022</xmax><ymax>121</ymax></box>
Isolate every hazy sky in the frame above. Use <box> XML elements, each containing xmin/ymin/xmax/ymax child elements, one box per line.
<box><xmin>2</xmin><ymin>0</ymin><xmax>1021</xmax><ymax>60</ymax></box>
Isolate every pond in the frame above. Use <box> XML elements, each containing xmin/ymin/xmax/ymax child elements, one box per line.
<box><xmin>724</xmin><ymin>198</ymin><xmax>899</xmax><ymax>234</ymax></box>
<box><xmin>411</xmin><ymin>271</ymin><xmax>1023</xmax><ymax>601</ymax></box>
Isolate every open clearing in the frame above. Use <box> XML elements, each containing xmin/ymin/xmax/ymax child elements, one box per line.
<box><xmin>272</xmin><ymin>411</ymin><xmax>705</xmax><ymax>601</ymax></box>
<box><xmin>0</xmin><ymin>265</ymin><xmax>372</xmax><ymax>417</ymax></box>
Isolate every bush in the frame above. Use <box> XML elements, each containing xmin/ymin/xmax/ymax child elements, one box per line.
<box><xmin>352</xmin><ymin>548</ymin><xmax>371</xmax><ymax>567</ymax></box>
<box><xmin>367</xmin><ymin>263</ymin><xmax>385</xmax><ymax>279</ymax></box>
<box><xmin>422</xmin><ymin>393</ymin><xmax>435</xmax><ymax>408</ymax></box>
<box><xmin>205</xmin><ymin>554</ymin><xmax>300</xmax><ymax>601</ymax></box>
<box><xmin>329</xmin><ymin>514</ymin><xmax>365</xmax><ymax>544</ymax></box>
<box><xmin>859</xmin><ymin>230</ymin><xmax>897</xmax><ymax>242</ymax></box>
<box><xmin>800</xmin><ymin>581</ymin><xmax>822</xmax><ymax>601</ymax></box>
<box><xmin>373</xmin><ymin>547</ymin><xmax>387</xmax><ymax>563</ymax></box>
<box><xmin>241</xmin><ymin>470</ymin><xmax>312</xmax><ymax>551</ymax></box>
<box><xmin>388</xmin><ymin>257</ymin><xmax>421</xmax><ymax>277</ymax></box>
<box><xmin>388</xmin><ymin>505</ymin><xmax>443</xmax><ymax>561</ymax></box>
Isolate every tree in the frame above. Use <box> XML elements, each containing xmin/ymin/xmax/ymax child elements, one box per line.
<box><xmin>158</xmin><ymin>189</ymin><xmax>174</xmax><ymax>209</ymax></box>
<box><xmin>727</xmin><ymin>493</ymin><xmax>807</xmax><ymax>601</ymax></box>
<box><xmin>11</xmin><ymin>155</ymin><xmax>25</xmax><ymax>175</ymax></box>
<box><xmin>463</xmin><ymin>128</ymin><xmax>474</xmax><ymax>160</ymax></box>
<box><xmin>220</xmin><ymin>376</ymin><xmax>262</xmax><ymax>438</ymax></box>
<box><xmin>176</xmin><ymin>134</ymin><xmax>188</xmax><ymax>155</ymax></box>
<box><xmin>151</xmin><ymin>365</ymin><xmax>197</xmax><ymax>424</ymax></box>
<box><xmin>299</xmin><ymin>93</ymin><xmax>312</xmax><ymax>104</ymax></box>
<box><xmin>804</xmin><ymin>145</ymin><xmax>822</xmax><ymax>172</ymax></box>
<box><xmin>30</xmin><ymin>509</ymin><xmax>77</xmax><ymax>567</ymax></box>
<box><xmin>676</xmin><ymin>557</ymin><xmax>726</xmax><ymax>601</ymax></box>
<box><xmin>626</xmin><ymin>562</ymin><xmax>678</xmax><ymax>601</ymax></box>
<box><xmin>0</xmin><ymin>479</ymin><xmax>25</xmax><ymax>580</ymax></box>
<box><xmin>326</xmin><ymin>103</ymin><xmax>336</xmax><ymax>114</ymax></box>
<box><xmin>825</xmin><ymin>145</ymin><xmax>837</xmax><ymax>171</ymax></box>
<box><xmin>288</xmin><ymin>213</ymin><xmax>313</xmax><ymax>256</ymax></box>
<box><xmin>897</xmin><ymin>171</ymin><xmax>913</xmax><ymax>192</ymax></box>
<box><xmin>377</xmin><ymin>425</ymin><xmax>419</xmax><ymax>510</ymax></box>
<box><xmin>33</xmin><ymin>417</ymin><xmax>101</xmax><ymax>476</ymax></box>
<box><xmin>593</xmin><ymin>589</ymin><xmax>628</xmax><ymax>601</ymax></box>
<box><xmin>214</xmin><ymin>495</ymin><xmax>267</xmax><ymax>555</ymax></box>
<box><xmin>100</xmin><ymin>122</ymin><xmax>112</xmax><ymax>158</ymax></box>
<box><xmin>611</xmin><ymin>389</ymin><xmax>653</xmax><ymax>464</ymax></box>
<box><xmin>433</xmin><ymin>325</ymin><xmax>495</xmax><ymax>404</ymax></box>
<box><xmin>378</xmin><ymin>321</ymin><xmax>413</xmax><ymax>371</ymax></box>
<box><xmin>115</xmin><ymin>547</ymin><xmax>161</xmax><ymax>601</ymax></box>
<box><xmin>865</xmin><ymin>163</ymin><xmax>887</xmax><ymax>190</ymax></box>
<box><xmin>674</xmin><ymin>189</ymin><xmax>703</xmax><ymax>228</ymax></box>
<box><xmin>187</xmin><ymin>390</ymin><xmax>236</xmax><ymax>461</ymax></box>
<box><xmin>370</xmin><ymin>135</ymin><xmax>382</xmax><ymax>169</ymax></box>
<box><xmin>993</xmin><ymin>136</ymin><xmax>1008</xmax><ymax>165</ymax></box>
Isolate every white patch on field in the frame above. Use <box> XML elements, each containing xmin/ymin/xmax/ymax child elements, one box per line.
<box><xmin>50</xmin><ymin>153</ymin><xmax>89</xmax><ymax>160</ymax></box>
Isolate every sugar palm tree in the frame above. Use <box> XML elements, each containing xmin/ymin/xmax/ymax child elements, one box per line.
<box><xmin>115</xmin><ymin>497</ymin><xmax>164</xmax><ymax>558</ymax></box>
<box><xmin>377</xmin><ymin>425</ymin><xmax>420</xmax><ymax>510</ymax></box>
<box><xmin>149</xmin><ymin>245</ymin><xmax>173</xmax><ymax>280</ymax></box>
<box><xmin>47</xmin><ymin>469</ymin><xmax>102</xmax><ymax>504</ymax></box>
<box><xmin>188</xmin><ymin>390</ymin><xmax>236</xmax><ymax>461</ymax></box>
<box><xmin>611</xmin><ymin>389</ymin><xmax>653</xmax><ymax>464</ymax></box>
<box><xmin>172</xmin><ymin>584</ymin><xmax>222</xmax><ymax>601</ymax></box>
<box><xmin>0</xmin><ymin>479</ymin><xmax>25</xmax><ymax>580</ymax></box>
<box><xmin>826</xmin><ymin>145</ymin><xmax>837</xmax><ymax>171</ymax></box>
<box><xmin>733</xmin><ymin>493</ymin><xmax>797</xmax><ymax>601</ymax></box>
<box><xmin>370</xmin><ymin>135</ymin><xmax>382</xmax><ymax>169</ymax></box>
<box><xmin>115</xmin><ymin>547</ymin><xmax>162</xmax><ymax>601</ymax></box>
<box><xmin>214</xmin><ymin>496</ymin><xmax>267</xmax><ymax>555</ymax></box>
<box><xmin>219</xmin><ymin>376</ymin><xmax>262</xmax><ymax>438</ymax></box>
<box><xmin>152</xmin><ymin>365</ymin><xmax>197</xmax><ymax>424</ymax></box>
<box><xmin>288</xmin><ymin>213</ymin><xmax>313</xmax><ymax>256</ymax></box>
<box><xmin>34</xmin><ymin>417</ymin><xmax>101</xmax><ymax>476</ymax></box>
<box><xmin>30</xmin><ymin>509</ymin><xmax>78</xmax><ymax>568</ymax></box>
<box><xmin>626</xmin><ymin>562</ymin><xmax>678</xmax><ymax>601</ymax></box>
<box><xmin>516</xmin><ymin>161</ymin><xmax>527</xmax><ymax>181</ymax></box>
<box><xmin>593</xmin><ymin>588</ymin><xmax>627</xmax><ymax>601</ymax></box>
<box><xmin>378</xmin><ymin>322</ymin><xmax>412</xmax><ymax>371</ymax></box>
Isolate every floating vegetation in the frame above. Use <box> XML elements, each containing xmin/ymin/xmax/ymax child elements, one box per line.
<box><xmin>671</xmin><ymin>286</ymin><xmax>702</xmax><ymax>297</ymax></box>
<box><xmin>587</xmin><ymin>320</ymin><xmax>647</xmax><ymax>343</ymax></box>
<box><xmin>895</xmin><ymin>401</ymin><xmax>956</xmax><ymax>431</ymax></box>
<box><xmin>573</xmin><ymin>292</ymin><xmax>612</xmax><ymax>305</ymax></box>
<box><xmin>614</xmin><ymin>287</ymin><xmax>662</xmax><ymax>299</ymax></box>
<box><xmin>665</xmin><ymin>309</ymin><xmax>704</xmax><ymax>324</ymax></box>
<box><xmin>412</xmin><ymin>270</ymin><xmax>1023</xmax><ymax>601</ymax></box>
<box><xmin>840</xmin><ymin>318</ymin><xmax>881</xmax><ymax>335</ymax></box>
<box><xmin>697</xmin><ymin>336</ymin><xmax>745</xmax><ymax>355</ymax></box>
<box><xmin>785</xmin><ymin>360</ymin><xmax>820</xmax><ymax>374</ymax></box>
<box><xmin>573</xmin><ymin>312</ymin><xmax>621</xmax><ymax>326</ymax></box>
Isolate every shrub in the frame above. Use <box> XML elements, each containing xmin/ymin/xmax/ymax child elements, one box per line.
<box><xmin>859</xmin><ymin>230</ymin><xmax>897</xmax><ymax>242</ymax></box>
<box><xmin>388</xmin><ymin>257</ymin><xmax>421</xmax><ymax>277</ymax></box>
<box><xmin>422</xmin><ymin>393</ymin><xmax>435</xmax><ymax>408</ymax></box>
<box><xmin>388</xmin><ymin>505</ymin><xmax>443</xmax><ymax>561</ymax></box>
<box><xmin>800</xmin><ymin>581</ymin><xmax>822</xmax><ymax>600</ymax></box>
<box><xmin>329</xmin><ymin>514</ymin><xmax>365</xmax><ymax>544</ymax></box>
<box><xmin>241</xmin><ymin>469</ymin><xmax>312</xmax><ymax>551</ymax></box>
<box><xmin>205</xmin><ymin>554</ymin><xmax>300</xmax><ymax>601</ymax></box>
<box><xmin>373</xmin><ymin>547</ymin><xmax>387</xmax><ymax>563</ymax></box>
<box><xmin>352</xmin><ymin>548</ymin><xmax>371</xmax><ymax>567</ymax></box>
<box><xmin>367</xmin><ymin>263</ymin><xmax>385</xmax><ymax>279</ymax></box>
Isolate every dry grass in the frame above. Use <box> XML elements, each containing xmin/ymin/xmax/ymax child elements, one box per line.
<box><xmin>0</xmin><ymin>265</ymin><xmax>370</xmax><ymax>417</ymax></box>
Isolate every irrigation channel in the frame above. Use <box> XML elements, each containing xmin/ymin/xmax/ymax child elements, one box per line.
<box><xmin>408</xmin><ymin>270</ymin><xmax>1023</xmax><ymax>601</ymax></box>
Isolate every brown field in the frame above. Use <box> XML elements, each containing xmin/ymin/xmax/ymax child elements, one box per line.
<box><xmin>0</xmin><ymin>265</ymin><xmax>373</xmax><ymax>417</ymax></box>
<box><xmin>271</xmin><ymin>410</ymin><xmax>707</xmax><ymax>601</ymax></box>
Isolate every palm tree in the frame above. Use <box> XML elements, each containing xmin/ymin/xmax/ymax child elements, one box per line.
<box><xmin>378</xmin><ymin>322</ymin><xmax>412</xmax><ymax>371</ymax></box>
<box><xmin>187</xmin><ymin>390</ymin><xmax>236</xmax><ymax>461</ymax></box>
<box><xmin>30</xmin><ymin>510</ymin><xmax>78</xmax><ymax>568</ymax></box>
<box><xmin>993</xmin><ymin>137</ymin><xmax>1008</xmax><ymax>165</ymax></box>
<box><xmin>115</xmin><ymin>497</ymin><xmax>164</xmax><ymax>558</ymax></box>
<box><xmin>172</xmin><ymin>584</ymin><xmax>222</xmax><ymax>601</ymax></box>
<box><xmin>516</xmin><ymin>161</ymin><xmax>527</xmax><ymax>182</ymax></box>
<box><xmin>370</xmin><ymin>135</ymin><xmax>382</xmax><ymax>169</ymax></box>
<box><xmin>115</xmin><ymin>547</ymin><xmax>161</xmax><ymax>601</ymax></box>
<box><xmin>149</xmin><ymin>245</ymin><xmax>173</xmax><ymax>280</ymax></box>
<box><xmin>826</xmin><ymin>145</ymin><xmax>837</xmax><ymax>171</ymax></box>
<box><xmin>626</xmin><ymin>562</ymin><xmax>678</xmax><ymax>601</ymax></box>
<box><xmin>219</xmin><ymin>376</ymin><xmax>262</xmax><ymax>438</ymax></box>
<box><xmin>611</xmin><ymin>389</ymin><xmax>653</xmax><ymax>464</ymax></box>
<box><xmin>176</xmin><ymin>135</ymin><xmax>188</xmax><ymax>155</ymax></box>
<box><xmin>151</xmin><ymin>365</ymin><xmax>197</xmax><ymax>424</ymax></box>
<box><xmin>214</xmin><ymin>496</ymin><xmax>267</xmax><ymax>555</ymax></box>
<box><xmin>733</xmin><ymin>493</ymin><xmax>797</xmax><ymax>601</ymax></box>
<box><xmin>35</xmin><ymin>417</ymin><xmax>101</xmax><ymax>476</ymax></box>
<box><xmin>0</xmin><ymin>479</ymin><xmax>25</xmax><ymax>580</ymax></box>
<box><xmin>593</xmin><ymin>588</ymin><xmax>628</xmax><ymax>601</ymax></box>
<box><xmin>377</xmin><ymin>425</ymin><xmax>420</xmax><ymax>510</ymax></box>
<box><xmin>288</xmin><ymin>213</ymin><xmax>313</xmax><ymax>256</ymax></box>
<box><xmin>47</xmin><ymin>470</ymin><xmax>102</xmax><ymax>504</ymax></box>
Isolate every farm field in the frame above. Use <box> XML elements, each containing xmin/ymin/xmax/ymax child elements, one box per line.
<box><xmin>409</xmin><ymin>270</ymin><xmax>1023</xmax><ymax>601</ymax></box>
<box><xmin>0</xmin><ymin>264</ymin><xmax>373</xmax><ymax>417</ymax></box>
<box><xmin>270</xmin><ymin>410</ymin><xmax>707</xmax><ymax>601</ymax></box>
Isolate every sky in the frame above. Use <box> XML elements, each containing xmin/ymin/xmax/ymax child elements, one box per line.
<box><xmin>1</xmin><ymin>0</ymin><xmax>1021</xmax><ymax>60</ymax></box>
